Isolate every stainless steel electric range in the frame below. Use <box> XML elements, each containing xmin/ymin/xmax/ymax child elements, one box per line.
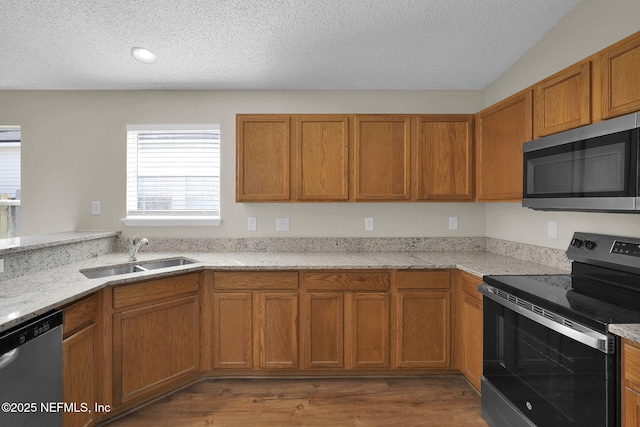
<box><xmin>479</xmin><ymin>232</ymin><xmax>640</xmax><ymax>427</ymax></box>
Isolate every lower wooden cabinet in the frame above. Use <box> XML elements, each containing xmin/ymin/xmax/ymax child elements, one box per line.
<box><xmin>302</xmin><ymin>271</ymin><xmax>391</xmax><ymax>370</ymax></box>
<box><xmin>112</xmin><ymin>273</ymin><xmax>201</xmax><ymax>407</ymax></box>
<box><xmin>456</xmin><ymin>271</ymin><xmax>483</xmax><ymax>391</ymax></box>
<box><xmin>63</xmin><ymin>267</ymin><xmax>481</xmax><ymax>425</ymax></box>
<box><xmin>396</xmin><ymin>271</ymin><xmax>451</xmax><ymax>369</ymax></box>
<box><xmin>63</xmin><ymin>293</ymin><xmax>100</xmax><ymax>427</ymax></box>
<box><xmin>622</xmin><ymin>338</ymin><xmax>640</xmax><ymax>426</ymax></box>
<box><xmin>211</xmin><ymin>271</ymin><xmax>299</xmax><ymax>370</ymax></box>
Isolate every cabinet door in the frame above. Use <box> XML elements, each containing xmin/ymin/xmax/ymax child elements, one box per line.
<box><xmin>353</xmin><ymin>115</ymin><xmax>411</xmax><ymax>200</ymax></box>
<box><xmin>213</xmin><ymin>292</ymin><xmax>253</xmax><ymax>369</ymax></box>
<box><xmin>397</xmin><ymin>291</ymin><xmax>450</xmax><ymax>368</ymax></box>
<box><xmin>347</xmin><ymin>292</ymin><xmax>390</xmax><ymax>369</ymax></box>
<box><xmin>294</xmin><ymin>115</ymin><xmax>350</xmax><ymax>201</ymax></box>
<box><xmin>534</xmin><ymin>61</ymin><xmax>591</xmax><ymax>138</ymax></box>
<box><xmin>461</xmin><ymin>294</ymin><xmax>483</xmax><ymax>391</ymax></box>
<box><xmin>622</xmin><ymin>338</ymin><xmax>640</xmax><ymax>427</ymax></box>
<box><xmin>236</xmin><ymin>115</ymin><xmax>291</xmax><ymax>201</ymax></box>
<box><xmin>63</xmin><ymin>324</ymin><xmax>97</xmax><ymax>427</ymax></box>
<box><xmin>303</xmin><ymin>292</ymin><xmax>344</xmax><ymax>369</ymax></box>
<box><xmin>256</xmin><ymin>292</ymin><xmax>299</xmax><ymax>369</ymax></box>
<box><xmin>63</xmin><ymin>293</ymin><xmax>100</xmax><ymax>427</ymax></box>
<box><xmin>475</xmin><ymin>90</ymin><xmax>532</xmax><ymax>201</ymax></box>
<box><xmin>113</xmin><ymin>295</ymin><xmax>200</xmax><ymax>406</ymax></box>
<box><xmin>600</xmin><ymin>32</ymin><xmax>640</xmax><ymax>119</ymax></box>
<box><xmin>415</xmin><ymin>115</ymin><xmax>473</xmax><ymax>200</ymax></box>
<box><xmin>623</xmin><ymin>386</ymin><xmax>640</xmax><ymax>427</ymax></box>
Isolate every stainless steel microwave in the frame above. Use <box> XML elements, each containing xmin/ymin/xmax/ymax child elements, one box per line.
<box><xmin>522</xmin><ymin>111</ymin><xmax>640</xmax><ymax>212</ymax></box>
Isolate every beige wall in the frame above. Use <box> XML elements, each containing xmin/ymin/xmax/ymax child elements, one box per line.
<box><xmin>0</xmin><ymin>90</ymin><xmax>486</xmax><ymax>239</ymax></box>
<box><xmin>3</xmin><ymin>0</ymin><xmax>640</xmax><ymax>248</ymax></box>
<box><xmin>483</xmin><ymin>0</ymin><xmax>640</xmax><ymax>249</ymax></box>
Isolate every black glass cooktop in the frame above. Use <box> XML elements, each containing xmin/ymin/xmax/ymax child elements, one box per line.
<box><xmin>483</xmin><ymin>266</ymin><xmax>640</xmax><ymax>333</ymax></box>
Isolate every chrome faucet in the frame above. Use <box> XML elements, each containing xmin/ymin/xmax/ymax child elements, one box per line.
<box><xmin>128</xmin><ymin>236</ymin><xmax>149</xmax><ymax>262</ymax></box>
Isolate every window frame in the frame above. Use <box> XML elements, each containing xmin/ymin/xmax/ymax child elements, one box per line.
<box><xmin>122</xmin><ymin>124</ymin><xmax>222</xmax><ymax>227</ymax></box>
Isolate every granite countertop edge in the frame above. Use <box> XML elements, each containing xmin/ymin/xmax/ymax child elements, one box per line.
<box><xmin>0</xmin><ymin>231</ymin><xmax>120</xmax><ymax>255</ymax></box>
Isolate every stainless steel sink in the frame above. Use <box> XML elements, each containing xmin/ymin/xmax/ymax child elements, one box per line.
<box><xmin>81</xmin><ymin>257</ymin><xmax>196</xmax><ymax>279</ymax></box>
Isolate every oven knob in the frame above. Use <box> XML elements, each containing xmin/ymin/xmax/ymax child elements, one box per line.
<box><xmin>584</xmin><ymin>240</ymin><xmax>597</xmax><ymax>250</ymax></box>
<box><xmin>571</xmin><ymin>238</ymin><xmax>584</xmax><ymax>248</ymax></box>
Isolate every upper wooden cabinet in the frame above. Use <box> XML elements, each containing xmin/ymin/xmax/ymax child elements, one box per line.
<box><xmin>599</xmin><ymin>31</ymin><xmax>640</xmax><ymax>120</ymax></box>
<box><xmin>353</xmin><ymin>115</ymin><xmax>412</xmax><ymax>200</ymax></box>
<box><xmin>533</xmin><ymin>61</ymin><xmax>591</xmax><ymax>138</ymax></box>
<box><xmin>237</xmin><ymin>114</ymin><xmax>472</xmax><ymax>203</ymax></box>
<box><xmin>415</xmin><ymin>115</ymin><xmax>473</xmax><ymax>200</ymax></box>
<box><xmin>475</xmin><ymin>90</ymin><xmax>532</xmax><ymax>201</ymax></box>
<box><xmin>236</xmin><ymin>115</ymin><xmax>291</xmax><ymax>201</ymax></box>
<box><xmin>293</xmin><ymin>115</ymin><xmax>350</xmax><ymax>201</ymax></box>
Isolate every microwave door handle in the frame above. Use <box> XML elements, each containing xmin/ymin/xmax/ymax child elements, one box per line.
<box><xmin>480</xmin><ymin>284</ymin><xmax>613</xmax><ymax>354</ymax></box>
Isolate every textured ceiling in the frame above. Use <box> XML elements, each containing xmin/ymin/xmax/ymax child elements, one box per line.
<box><xmin>0</xmin><ymin>0</ymin><xmax>580</xmax><ymax>90</ymax></box>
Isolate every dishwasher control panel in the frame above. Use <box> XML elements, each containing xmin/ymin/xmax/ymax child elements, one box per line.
<box><xmin>0</xmin><ymin>310</ymin><xmax>62</xmax><ymax>355</ymax></box>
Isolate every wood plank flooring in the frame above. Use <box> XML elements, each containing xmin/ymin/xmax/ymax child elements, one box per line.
<box><xmin>105</xmin><ymin>376</ymin><xmax>488</xmax><ymax>426</ymax></box>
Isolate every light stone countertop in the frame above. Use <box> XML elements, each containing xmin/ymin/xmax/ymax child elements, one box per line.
<box><xmin>0</xmin><ymin>231</ymin><xmax>119</xmax><ymax>255</ymax></box>
<box><xmin>0</xmin><ymin>250</ymin><xmax>568</xmax><ymax>333</ymax></box>
<box><xmin>609</xmin><ymin>324</ymin><xmax>640</xmax><ymax>343</ymax></box>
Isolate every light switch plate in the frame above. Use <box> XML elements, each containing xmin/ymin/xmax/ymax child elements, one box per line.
<box><xmin>365</xmin><ymin>217</ymin><xmax>374</xmax><ymax>231</ymax></box>
<box><xmin>448</xmin><ymin>216</ymin><xmax>458</xmax><ymax>230</ymax></box>
<box><xmin>248</xmin><ymin>217</ymin><xmax>257</xmax><ymax>231</ymax></box>
<box><xmin>276</xmin><ymin>217</ymin><xmax>289</xmax><ymax>231</ymax></box>
<box><xmin>91</xmin><ymin>201</ymin><xmax>101</xmax><ymax>215</ymax></box>
<box><xmin>547</xmin><ymin>221</ymin><xmax>558</xmax><ymax>239</ymax></box>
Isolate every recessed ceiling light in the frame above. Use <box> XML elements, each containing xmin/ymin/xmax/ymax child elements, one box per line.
<box><xmin>130</xmin><ymin>47</ymin><xmax>157</xmax><ymax>64</ymax></box>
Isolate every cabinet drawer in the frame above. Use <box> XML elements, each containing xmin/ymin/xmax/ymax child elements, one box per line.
<box><xmin>624</xmin><ymin>339</ymin><xmax>640</xmax><ymax>386</ymax></box>
<box><xmin>461</xmin><ymin>272</ymin><xmax>482</xmax><ymax>301</ymax></box>
<box><xmin>113</xmin><ymin>273</ymin><xmax>200</xmax><ymax>311</ymax></box>
<box><xmin>303</xmin><ymin>271</ymin><xmax>390</xmax><ymax>291</ymax></box>
<box><xmin>63</xmin><ymin>293</ymin><xmax>99</xmax><ymax>338</ymax></box>
<box><xmin>397</xmin><ymin>270</ymin><xmax>450</xmax><ymax>289</ymax></box>
<box><xmin>213</xmin><ymin>271</ymin><xmax>298</xmax><ymax>290</ymax></box>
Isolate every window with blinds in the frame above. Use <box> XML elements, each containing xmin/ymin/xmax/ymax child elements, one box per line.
<box><xmin>124</xmin><ymin>124</ymin><xmax>221</xmax><ymax>226</ymax></box>
<box><xmin>0</xmin><ymin>128</ymin><xmax>20</xmax><ymax>199</ymax></box>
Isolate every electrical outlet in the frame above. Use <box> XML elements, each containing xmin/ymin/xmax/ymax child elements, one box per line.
<box><xmin>276</xmin><ymin>217</ymin><xmax>289</xmax><ymax>231</ymax></box>
<box><xmin>248</xmin><ymin>217</ymin><xmax>257</xmax><ymax>231</ymax></box>
<box><xmin>547</xmin><ymin>221</ymin><xmax>558</xmax><ymax>239</ymax></box>
<box><xmin>91</xmin><ymin>201</ymin><xmax>101</xmax><ymax>215</ymax></box>
<box><xmin>448</xmin><ymin>216</ymin><xmax>458</xmax><ymax>230</ymax></box>
<box><xmin>365</xmin><ymin>217</ymin><xmax>374</xmax><ymax>231</ymax></box>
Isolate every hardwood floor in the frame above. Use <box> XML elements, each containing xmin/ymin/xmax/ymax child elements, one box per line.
<box><xmin>105</xmin><ymin>376</ymin><xmax>488</xmax><ymax>426</ymax></box>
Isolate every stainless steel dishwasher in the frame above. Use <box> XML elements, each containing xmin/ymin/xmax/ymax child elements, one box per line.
<box><xmin>0</xmin><ymin>310</ymin><xmax>63</xmax><ymax>427</ymax></box>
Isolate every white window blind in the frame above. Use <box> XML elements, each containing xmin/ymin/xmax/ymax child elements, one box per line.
<box><xmin>124</xmin><ymin>124</ymin><xmax>221</xmax><ymax>226</ymax></box>
<box><xmin>0</xmin><ymin>128</ymin><xmax>20</xmax><ymax>199</ymax></box>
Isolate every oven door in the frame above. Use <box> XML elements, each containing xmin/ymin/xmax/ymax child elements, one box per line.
<box><xmin>522</xmin><ymin>119</ymin><xmax>639</xmax><ymax>212</ymax></box>
<box><xmin>480</xmin><ymin>291</ymin><xmax>617</xmax><ymax>427</ymax></box>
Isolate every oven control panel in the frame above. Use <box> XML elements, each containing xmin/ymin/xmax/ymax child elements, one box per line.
<box><xmin>568</xmin><ymin>232</ymin><xmax>640</xmax><ymax>272</ymax></box>
<box><xmin>611</xmin><ymin>240</ymin><xmax>640</xmax><ymax>257</ymax></box>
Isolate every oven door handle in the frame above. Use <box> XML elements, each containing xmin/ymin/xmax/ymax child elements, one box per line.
<box><xmin>479</xmin><ymin>284</ymin><xmax>614</xmax><ymax>354</ymax></box>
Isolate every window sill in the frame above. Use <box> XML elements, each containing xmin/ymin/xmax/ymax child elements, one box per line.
<box><xmin>121</xmin><ymin>216</ymin><xmax>222</xmax><ymax>227</ymax></box>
